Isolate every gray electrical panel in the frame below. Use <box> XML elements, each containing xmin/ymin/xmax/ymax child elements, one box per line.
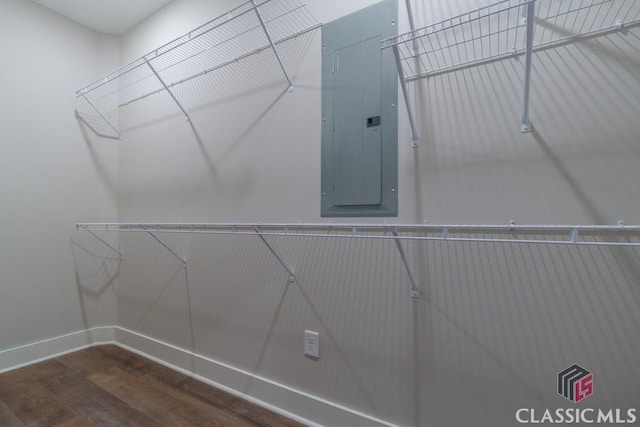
<box><xmin>321</xmin><ymin>0</ymin><xmax>398</xmax><ymax>217</ymax></box>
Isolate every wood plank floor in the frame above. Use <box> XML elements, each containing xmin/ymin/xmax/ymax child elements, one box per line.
<box><xmin>0</xmin><ymin>345</ymin><xmax>305</xmax><ymax>427</ymax></box>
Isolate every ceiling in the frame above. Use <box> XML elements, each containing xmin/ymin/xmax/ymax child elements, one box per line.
<box><xmin>31</xmin><ymin>0</ymin><xmax>174</xmax><ymax>35</ymax></box>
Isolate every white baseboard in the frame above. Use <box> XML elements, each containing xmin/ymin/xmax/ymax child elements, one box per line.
<box><xmin>0</xmin><ymin>326</ymin><xmax>115</xmax><ymax>374</ymax></box>
<box><xmin>0</xmin><ymin>326</ymin><xmax>394</xmax><ymax>427</ymax></box>
<box><xmin>115</xmin><ymin>327</ymin><xmax>396</xmax><ymax>427</ymax></box>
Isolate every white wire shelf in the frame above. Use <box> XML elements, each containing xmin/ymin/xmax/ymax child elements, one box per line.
<box><xmin>384</xmin><ymin>0</ymin><xmax>640</xmax><ymax>143</ymax></box>
<box><xmin>383</xmin><ymin>0</ymin><xmax>639</xmax><ymax>80</ymax></box>
<box><xmin>77</xmin><ymin>222</ymin><xmax>640</xmax><ymax>246</ymax></box>
<box><xmin>78</xmin><ymin>221</ymin><xmax>640</xmax><ymax>299</ymax></box>
<box><xmin>75</xmin><ymin>0</ymin><xmax>319</xmax><ymax>139</ymax></box>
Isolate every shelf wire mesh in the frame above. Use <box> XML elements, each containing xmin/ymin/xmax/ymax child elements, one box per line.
<box><xmin>384</xmin><ymin>0</ymin><xmax>640</xmax><ymax>81</ymax></box>
<box><xmin>75</xmin><ymin>0</ymin><xmax>319</xmax><ymax>137</ymax></box>
<box><xmin>77</xmin><ymin>223</ymin><xmax>640</xmax><ymax>248</ymax></box>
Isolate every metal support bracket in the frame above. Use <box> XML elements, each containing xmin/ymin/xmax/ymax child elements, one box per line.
<box><xmin>520</xmin><ymin>0</ymin><xmax>535</xmax><ymax>133</ymax></box>
<box><xmin>390</xmin><ymin>227</ymin><xmax>419</xmax><ymax>298</ymax></box>
<box><xmin>143</xmin><ymin>58</ymin><xmax>192</xmax><ymax>123</ymax></box>
<box><xmin>251</xmin><ymin>0</ymin><xmax>294</xmax><ymax>92</ymax></box>
<box><xmin>81</xmin><ymin>94</ymin><xmax>122</xmax><ymax>139</ymax></box>
<box><xmin>570</xmin><ymin>228</ymin><xmax>579</xmax><ymax>244</ymax></box>
<box><xmin>392</xmin><ymin>45</ymin><xmax>420</xmax><ymax>148</ymax></box>
<box><xmin>405</xmin><ymin>0</ymin><xmax>419</xmax><ymax>56</ymax></box>
<box><xmin>78</xmin><ymin>224</ymin><xmax>124</xmax><ymax>260</ymax></box>
<box><xmin>142</xmin><ymin>225</ymin><xmax>187</xmax><ymax>266</ymax></box>
<box><xmin>254</xmin><ymin>226</ymin><xmax>296</xmax><ymax>282</ymax></box>
<box><xmin>520</xmin><ymin>0</ymin><xmax>528</xmax><ymax>24</ymax></box>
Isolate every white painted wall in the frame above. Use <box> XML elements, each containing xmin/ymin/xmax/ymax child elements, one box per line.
<box><xmin>1</xmin><ymin>0</ymin><xmax>639</xmax><ymax>425</ymax></box>
<box><xmin>113</xmin><ymin>1</ymin><xmax>640</xmax><ymax>425</ymax></box>
<box><xmin>0</xmin><ymin>0</ymin><xmax>119</xmax><ymax>351</ymax></box>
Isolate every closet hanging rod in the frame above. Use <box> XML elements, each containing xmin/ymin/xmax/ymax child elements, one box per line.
<box><xmin>76</xmin><ymin>223</ymin><xmax>640</xmax><ymax>247</ymax></box>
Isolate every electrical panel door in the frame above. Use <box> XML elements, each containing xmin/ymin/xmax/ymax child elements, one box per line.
<box><xmin>332</xmin><ymin>37</ymin><xmax>383</xmax><ymax>206</ymax></box>
<box><xmin>321</xmin><ymin>0</ymin><xmax>398</xmax><ymax>217</ymax></box>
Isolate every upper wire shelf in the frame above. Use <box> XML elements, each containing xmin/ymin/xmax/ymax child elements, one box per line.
<box><xmin>385</xmin><ymin>0</ymin><xmax>640</xmax><ymax>144</ymax></box>
<box><xmin>75</xmin><ymin>0</ymin><xmax>320</xmax><ymax>138</ymax></box>
<box><xmin>383</xmin><ymin>0</ymin><xmax>640</xmax><ymax>80</ymax></box>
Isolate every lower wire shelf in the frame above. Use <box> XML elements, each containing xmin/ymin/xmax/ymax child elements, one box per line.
<box><xmin>78</xmin><ymin>221</ymin><xmax>640</xmax><ymax>300</ymax></box>
<box><xmin>77</xmin><ymin>222</ymin><xmax>640</xmax><ymax>246</ymax></box>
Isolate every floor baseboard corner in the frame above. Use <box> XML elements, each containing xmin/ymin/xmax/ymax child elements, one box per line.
<box><xmin>0</xmin><ymin>326</ymin><xmax>115</xmax><ymax>374</ymax></box>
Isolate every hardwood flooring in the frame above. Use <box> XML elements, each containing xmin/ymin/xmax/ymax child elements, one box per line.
<box><xmin>0</xmin><ymin>345</ymin><xmax>305</xmax><ymax>426</ymax></box>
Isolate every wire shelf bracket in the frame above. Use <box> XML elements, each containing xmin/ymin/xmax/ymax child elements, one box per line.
<box><xmin>254</xmin><ymin>226</ymin><xmax>296</xmax><ymax>282</ymax></box>
<box><xmin>142</xmin><ymin>225</ymin><xmax>187</xmax><ymax>266</ymax></box>
<box><xmin>521</xmin><ymin>0</ymin><xmax>535</xmax><ymax>133</ymax></box>
<box><xmin>80</xmin><ymin>94</ymin><xmax>122</xmax><ymax>140</ymax></box>
<box><xmin>77</xmin><ymin>224</ymin><xmax>124</xmax><ymax>260</ymax></box>
<box><xmin>75</xmin><ymin>0</ymin><xmax>319</xmax><ymax>138</ymax></box>
<box><xmin>143</xmin><ymin>58</ymin><xmax>192</xmax><ymax>123</ymax></box>
<box><xmin>383</xmin><ymin>0</ymin><xmax>640</xmax><ymax>139</ymax></box>
<box><xmin>404</xmin><ymin>0</ymin><xmax>419</xmax><ymax>55</ymax></box>
<box><xmin>393</xmin><ymin>45</ymin><xmax>420</xmax><ymax>148</ymax></box>
<box><xmin>251</xmin><ymin>0</ymin><xmax>294</xmax><ymax>92</ymax></box>
<box><xmin>390</xmin><ymin>227</ymin><xmax>420</xmax><ymax>298</ymax></box>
